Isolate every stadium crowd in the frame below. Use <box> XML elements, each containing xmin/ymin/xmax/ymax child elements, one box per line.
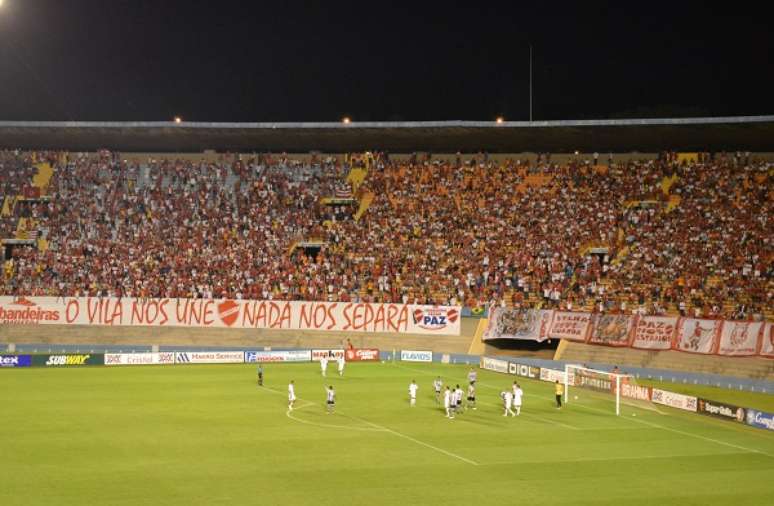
<box><xmin>0</xmin><ymin>149</ymin><xmax>771</xmax><ymax>320</ymax></box>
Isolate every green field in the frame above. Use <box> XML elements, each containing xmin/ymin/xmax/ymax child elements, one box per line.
<box><xmin>2</xmin><ymin>362</ymin><xmax>773</xmax><ymax>505</ymax></box>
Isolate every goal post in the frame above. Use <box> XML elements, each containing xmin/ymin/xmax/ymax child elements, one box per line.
<box><xmin>564</xmin><ymin>364</ymin><xmax>631</xmax><ymax>416</ymax></box>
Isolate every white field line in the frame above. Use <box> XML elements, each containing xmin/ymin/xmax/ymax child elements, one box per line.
<box><xmin>354</xmin><ymin>416</ymin><xmax>480</xmax><ymax>466</ymax></box>
<box><xmin>259</xmin><ymin>382</ymin><xmax>479</xmax><ymax>465</ymax></box>
<box><xmin>393</xmin><ymin>362</ymin><xmax>774</xmax><ymax>454</ymax></box>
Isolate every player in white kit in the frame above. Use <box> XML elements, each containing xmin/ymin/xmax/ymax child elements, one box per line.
<box><xmin>433</xmin><ymin>377</ymin><xmax>443</xmax><ymax>404</ymax></box>
<box><xmin>501</xmin><ymin>390</ymin><xmax>516</xmax><ymax>417</ymax></box>
<box><xmin>466</xmin><ymin>383</ymin><xmax>476</xmax><ymax>410</ymax></box>
<box><xmin>408</xmin><ymin>380</ymin><xmax>418</xmax><ymax>407</ymax></box>
<box><xmin>512</xmin><ymin>382</ymin><xmax>523</xmax><ymax>416</ymax></box>
<box><xmin>320</xmin><ymin>356</ymin><xmax>328</xmax><ymax>377</ymax></box>
<box><xmin>455</xmin><ymin>385</ymin><xmax>464</xmax><ymax>414</ymax></box>
<box><xmin>443</xmin><ymin>386</ymin><xmax>454</xmax><ymax>419</ymax></box>
<box><xmin>288</xmin><ymin>380</ymin><xmax>296</xmax><ymax>411</ymax></box>
<box><xmin>325</xmin><ymin>385</ymin><xmax>336</xmax><ymax>414</ymax></box>
<box><xmin>337</xmin><ymin>355</ymin><xmax>345</xmax><ymax>376</ymax></box>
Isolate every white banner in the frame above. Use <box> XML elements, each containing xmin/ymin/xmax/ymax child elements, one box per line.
<box><xmin>630</xmin><ymin>315</ymin><xmax>678</xmax><ymax>350</ymax></box>
<box><xmin>675</xmin><ymin>318</ymin><xmax>722</xmax><ymax>354</ymax></box>
<box><xmin>400</xmin><ymin>350</ymin><xmax>432</xmax><ymax>363</ymax></box>
<box><xmin>104</xmin><ymin>352</ymin><xmax>175</xmax><ymax>366</ymax></box>
<box><xmin>716</xmin><ymin>321</ymin><xmax>763</xmax><ymax>356</ymax></box>
<box><xmin>244</xmin><ymin>350</ymin><xmax>311</xmax><ymax>363</ymax></box>
<box><xmin>479</xmin><ymin>356</ymin><xmax>508</xmax><ymax>373</ymax></box>
<box><xmin>539</xmin><ymin>368</ymin><xmax>566</xmax><ymax>383</ymax></box>
<box><xmin>508</xmin><ymin>362</ymin><xmax>540</xmax><ymax>379</ymax></box>
<box><xmin>174</xmin><ymin>351</ymin><xmax>244</xmax><ymax>364</ymax></box>
<box><xmin>0</xmin><ymin>296</ymin><xmax>461</xmax><ymax>336</ymax></box>
<box><xmin>652</xmin><ymin>388</ymin><xmax>698</xmax><ymax>412</ymax></box>
<box><xmin>761</xmin><ymin>324</ymin><xmax>774</xmax><ymax>358</ymax></box>
<box><xmin>588</xmin><ymin>314</ymin><xmax>635</xmax><ymax>346</ymax></box>
<box><xmin>548</xmin><ymin>312</ymin><xmax>592</xmax><ymax>341</ymax></box>
<box><xmin>482</xmin><ymin>308</ymin><xmax>553</xmax><ymax>341</ymax></box>
<box><xmin>312</xmin><ymin>349</ymin><xmax>345</xmax><ymax>361</ymax></box>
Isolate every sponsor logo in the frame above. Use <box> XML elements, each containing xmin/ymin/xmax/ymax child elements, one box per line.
<box><xmin>0</xmin><ymin>354</ymin><xmax>32</xmax><ymax>367</ymax></box>
<box><xmin>245</xmin><ymin>350</ymin><xmax>312</xmax><ymax>363</ymax></box>
<box><xmin>345</xmin><ymin>349</ymin><xmax>379</xmax><ymax>361</ymax></box>
<box><xmin>745</xmin><ymin>409</ymin><xmax>774</xmax><ymax>431</ymax></box>
<box><xmin>539</xmin><ymin>368</ymin><xmax>566</xmax><ymax>383</ymax></box>
<box><xmin>217</xmin><ymin>300</ymin><xmax>240</xmax><ymax>327</ymax></box>
<box><xmin>652</xmin><ymin>389</ymin><xmax>698</xmax><ymax>412</ymax></box>
<box><xmin>507</xmin><ymin>362</ymin><xmax>539</xmax><ymax>378</ymax></box>
<box><xmin>0</xmin><ymin>297</ymin><xmax>61</xmax><ymax>324</ymax></box>
<box><xmin>105</xmin><ymin>353</ymin><xmax>176</xmax><ymax>366</ymax></box>
<box><xmin>45</xmin><ymin>354</ymin><xmax>91</xmax><ymax>366</ymax></box>
<box><xmin>697</xmin><ymin>399</ymin><xmax>745</xmax><ymax>422</ymax></box>
<box><xmin>480</xmin><ymin>357</ymin><xmax>508</xmax><ymax>373</ymax></box>
<box><xmin>312</xmin><ymin>349</ymin><xmax>345</xmax><ymax>361</ymax></box>
<box><xmin>400</xmin><ymin>350</ymin><xmax>433</xmax><ymax>363</ymax></box>
<box><xmin>412</xmin><ymin>307</ymin><xmax>458</xmax><ymax>331</ymax></box>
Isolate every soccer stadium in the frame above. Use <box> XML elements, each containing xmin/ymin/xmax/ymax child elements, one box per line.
<box><xmin>1</xmin><ymin>3</ymin><xmax>773</xmax><ymax>506</ymax></box>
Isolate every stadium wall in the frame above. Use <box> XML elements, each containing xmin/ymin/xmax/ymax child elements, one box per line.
<box><xmin>0</xmin><ymin>316</ymin><xmax>479</xmax><ymax>354</ymax></box>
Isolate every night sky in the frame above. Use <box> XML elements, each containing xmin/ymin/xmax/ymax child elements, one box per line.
<box><xmin>0</xmin><ymin>1</ymin><xmax>772</xmax><ymax>122</ymax></box>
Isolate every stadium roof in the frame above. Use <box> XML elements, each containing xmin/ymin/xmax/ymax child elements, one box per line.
<box><xmin>1</xmin><ymin>116</ymin><xmax>773</xmax><ymax>153</ymax></box>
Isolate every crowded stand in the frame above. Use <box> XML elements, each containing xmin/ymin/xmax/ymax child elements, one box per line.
<box><xmin>0</xmin><ymin>149</ymin><xmax>771</xmax><ymax>321</ymax></box>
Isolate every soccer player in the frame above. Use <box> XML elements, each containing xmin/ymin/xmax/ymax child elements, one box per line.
<box><xmin>433</xmin><ymin>376</ymin><xmax>443</xmax><ymax>404</ymax></box>
<box><xmin>408</xmin><ymin>380</ymin><xmax>419</xmax><ymax>407</ymax></box>
<box><xmin>257</xmin><ymin>364</ymin><xmax>263</xmax><ymax>386</ymax></box>
<box><xmin>455</xmin><ymin>384</ymin><xmax>464</xmax><ymax>414</ymax></box>
<box><xmin>555</xmin><ymin>380</ymin><xmax>563</xmax><ymax>409</ymax></box>
<box><xmin>466</xmin><ymin>383</ymin><xmax>476</xmax><ymax>410</ymax></box>
<box><xmin>337</xmin><ymin>355</ymin><xmax>345</xmax><ymax>377</ymax></box>
<box><xmin>288</xmin><ymin>380</ymin><xmax>296</xmax><ymax>411</ymax></box>
<box><xmin>501</xmin><ymin>390</ymin><xmax>516</xmax><ymax>417</ymax></box>
<box><xmin>443</xmin><ymin>386</ymin><xmax>454</xmax><ymax>419</ymax></box>
<box><xmin>467</xmin><ymin>367</ymin><xmax>477</xmax><ymax>385</ymax></box>
<box><xmin>325</xmin><ymin>385</ymin><xmax>336</xmax><ymax>414</ymax></box>
<box><xmin>320</xmin><ymin>356</ymin><xmax>328</xmax><ymax>377</ymax></box>
<box><xmin>512</xmin><ymin>382</ymin><xmax>523</xmax><ymax>416</ymax></box>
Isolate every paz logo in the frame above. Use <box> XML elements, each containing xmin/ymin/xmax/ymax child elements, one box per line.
<box><xmin>217</xmin><ymin>300</ymin><xmax>240</xmax><ymax>327</ymax></box>
<box><xmin>413</xmin><ymin>307</ymin><xmax>459</xmax><ymax>331</ymax></box>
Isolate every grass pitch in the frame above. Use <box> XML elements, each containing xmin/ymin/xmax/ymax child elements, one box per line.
<box><xmin>2</xmin><ymin>361</ymin><xmax>773</xmax><ymax>505</ymax></box>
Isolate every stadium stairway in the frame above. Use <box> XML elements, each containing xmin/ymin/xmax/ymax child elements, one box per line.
<box><xmin>557</xmin><ymin>341</ymin><xmax>774</xmax><ymax>381</ymax></box>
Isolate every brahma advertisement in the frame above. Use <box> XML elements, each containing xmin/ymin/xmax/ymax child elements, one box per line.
<box><xmin>0</xmin><ymin>296</ymin><xmax>460</xmax><ymax>336</ymax></box>
<box><xmin>479</xmin><ymin>356</ymin><xmax>508</xmax><ymax>373</ymax></box>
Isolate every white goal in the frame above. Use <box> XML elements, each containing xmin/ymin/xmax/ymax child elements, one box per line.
<box><xmin>564</xmin><ymin>364</ymin><xmax>656</xmax><ymax>415</ymax></box>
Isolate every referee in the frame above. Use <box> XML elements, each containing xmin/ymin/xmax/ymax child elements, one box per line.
<box><xmin>555</xmin><ymin>380</ymin><xmax>563</xmax><ymax>409</ymax></box>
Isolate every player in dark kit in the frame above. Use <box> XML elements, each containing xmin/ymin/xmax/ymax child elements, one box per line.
<box><xmin>257</xmin><ymin>364</ymin><xmax>264</xmax><ymax>386</ymax></box>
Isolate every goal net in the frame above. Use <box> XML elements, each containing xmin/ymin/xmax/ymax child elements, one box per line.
<box><xmin>564</xmin><ymin>364</ymin><xmax>658</xmax><ymax>415</ymax></box>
